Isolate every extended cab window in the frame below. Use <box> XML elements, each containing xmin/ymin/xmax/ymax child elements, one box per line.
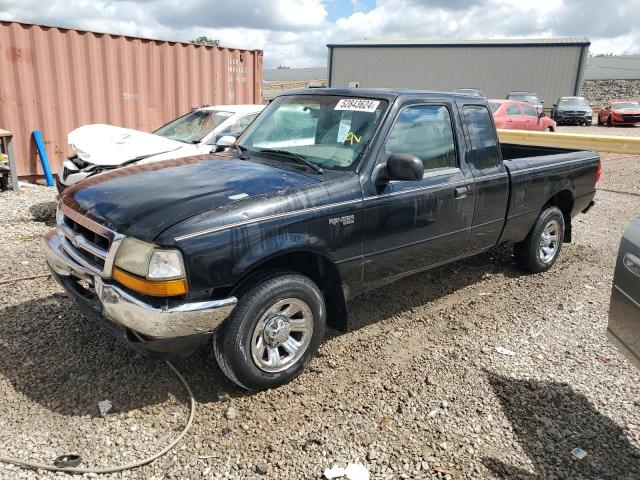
<box><xmin>462</xmin><ymin>105</ymin><xmax>501</xmax><ymax>170</ymax></box>
<box><xmin>384</xmin><ymin>105</ymin><xmax>456</xmax><ymax>173</ymax></box>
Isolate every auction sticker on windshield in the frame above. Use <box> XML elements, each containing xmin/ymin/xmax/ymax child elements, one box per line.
<box><xmin>335</xmin><ymin>98</ymin><xmax>381</xmax><ymax>112</ymax></box>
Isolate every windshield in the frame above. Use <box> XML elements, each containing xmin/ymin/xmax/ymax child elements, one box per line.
<box><xmin>489</xmin><ymin>102</ymin><xmax>501</xmax><ymax>113</ymax></box>
<box><xmin>238</xmin><ymin>95</ymin><xmax>388</xmax><ymax>171</ymax></box>
<box><xmin>558</xmin><ymin>97</ymin><xmax>588</xmax><ymax>107</ymax></box>
<box><xmin>154</xmin><ymin>110</ymin><xmax>233</xmax><ymax>143</ymax></box>
<box><xmin>612</xmin><ymin>102</ymin><xmax>640</xmax><ymax>110</ymax></box>
<box><xmin>509</xmin><ymin>94</ymin><xmax>540</xmax><ymax>104</ymax></box>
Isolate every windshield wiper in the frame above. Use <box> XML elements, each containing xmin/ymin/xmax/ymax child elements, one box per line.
<box><xmin>233</xmin><ymin>143</ymin><xmax>248</xmax><ymax>160</ymax></box>
<box><xmin>258</xmin><ymin>149</ymin><xmax>324</xmax><ymax>174</ymax></box>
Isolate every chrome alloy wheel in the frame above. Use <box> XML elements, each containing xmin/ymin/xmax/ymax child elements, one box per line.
<box><xmin>250</xmin><ymin>298</ymin><xmax>314</xmax><ymax>373</ymax></box>
<box><xmin>538</xmin><ymin>219</ymin><xmax>561</xmax><ymax>264</ymax></box>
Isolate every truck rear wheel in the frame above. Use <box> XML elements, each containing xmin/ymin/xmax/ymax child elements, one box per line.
<box><xmin>514</xmin><ymin>206</ymin><xmax>565</xmax><ymax>273</ymax></box>
<box><xmin>213</xmin><ymin>271</ymin><xmax>326</xmax><ymax>391</ymax></box>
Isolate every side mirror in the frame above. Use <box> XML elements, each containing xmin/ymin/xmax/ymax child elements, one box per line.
<box><xmin>539</xmin><ymin>112</ymin><xmax>545</xmax><ymax>118</ymax></box>
<box><xmin>213</xmin><ymin>135</ymin><xmax>237</xmax><ymax>152</ymax></box>
<box><xmin>379</xmin><ymin>154</ymin><xmax>424</xmax><ymax>183</ymax></box>
<box><xmin>553</xmin><ymin>104</ymin><xmax>557</xmax><ymax>107</ymax></box>
<box><xmin>217</xmin><ymin>135</ymin><xmax>236</xmax><ymax>147</ymax></box>
<box><xmin>541</xmin><ymin>100</ymin><xmax>545</xmax><ymax>104</ymax></box>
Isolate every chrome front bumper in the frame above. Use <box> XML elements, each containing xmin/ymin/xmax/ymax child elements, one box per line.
<box><xmin>44</xmin><ymin>229</ymin><xmax>237</xmax><ymax>339</ymax></box>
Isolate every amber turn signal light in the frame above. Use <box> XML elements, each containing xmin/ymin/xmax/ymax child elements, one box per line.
<box><xmin>113</xmin><ymin>267</ymin><xmax>188</xmax><ymax>297</ymax></box>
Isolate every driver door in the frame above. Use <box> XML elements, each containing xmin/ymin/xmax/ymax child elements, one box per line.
<box><xmin>506</xmin><ymin>104</ymin><xmax>526</xmax><ymax>129</ymax></box>
<box><xmin>363</xmin><ymin>102</ymin><xmax>475</xmax><ymax>287</ymax></box>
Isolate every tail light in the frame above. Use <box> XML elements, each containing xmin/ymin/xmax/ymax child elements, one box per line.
<box><xmin>595</xmin><ymin>160</ymin><xmax>601</xmax><ymax>183</ymax></box>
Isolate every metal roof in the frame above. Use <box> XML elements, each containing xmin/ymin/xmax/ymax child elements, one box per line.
<box><xmin>328</xmin><ymin>37</ymin><xmax>591</xmax><ymax>48</ymax></box>
<box><xmin>1</xmin><ymin>20</ymin><xmax>260</xmax><ymax>52</ymax></box>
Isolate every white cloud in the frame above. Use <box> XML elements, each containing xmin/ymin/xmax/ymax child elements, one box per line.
<box><xmin>0</xmin><ymin>0</ymin><xmax>638</xmax><ymax>68</ymax></box>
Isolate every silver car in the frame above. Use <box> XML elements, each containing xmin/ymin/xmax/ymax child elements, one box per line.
<box><xmin>608</xmin><ymin>218</ymin><xmax>640</xmax><ymax>369</ymax></box>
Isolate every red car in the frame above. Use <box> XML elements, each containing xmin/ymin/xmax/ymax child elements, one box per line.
<box><xmin>489</xmin><ymin>99</ymin><xmax>556</xmax><ymax>132</ymax></box>
<box><xmin>598</xmin><ymin>101</ymin><xmax>640</xmax><ymax>126</ymax></box>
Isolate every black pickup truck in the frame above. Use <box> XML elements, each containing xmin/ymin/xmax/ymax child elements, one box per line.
<box><xmin>45</xmin><ymin>89</ymin><xmax>600</xmax><ymax>390</ymax></box>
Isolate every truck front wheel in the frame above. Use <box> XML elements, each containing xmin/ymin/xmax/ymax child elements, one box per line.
<box><xmin>213</xmin><ymin>271</ymin><xmax>326</xmax><ymax>391</ymax></box>
<box><xmin>514</xmin><ymin>206</ymin><xmax>565</xmax><ymax>273</ymax></box>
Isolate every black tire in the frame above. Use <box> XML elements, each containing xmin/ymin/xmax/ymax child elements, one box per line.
<box><xmin>213</xmin><ymin>270</ymin><xmax>326</xmax><ymax>391</ymax></box>
<box><xmin>514</xmin><ymin>206</ymin><xmax>565</xmax><ymax>273</ymax></box>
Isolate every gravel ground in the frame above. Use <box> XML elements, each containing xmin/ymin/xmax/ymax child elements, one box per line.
<box><xmin>1</xmin><ymin>150</ymin><xmax>640</xmax><ymax>479</ymax></box>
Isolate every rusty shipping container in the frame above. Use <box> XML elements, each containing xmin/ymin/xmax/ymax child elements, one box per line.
<box><xmin>0</xmin><ymin>21</ymin><xmax>263</xmax><ymax>179</ymax></box>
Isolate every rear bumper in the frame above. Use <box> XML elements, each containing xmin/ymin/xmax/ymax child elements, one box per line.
<box><xmin>44</xmin><ymin>229</ymin><xmax>237</xmax><ymax>357</ymax></box>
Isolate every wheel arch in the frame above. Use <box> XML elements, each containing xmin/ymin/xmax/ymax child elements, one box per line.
<box><xmin>231</xmin><ymin>248</ymin><xmax>349</xmax><ymax>332</ymax></box>
<box><xmin>544</xmin><ymin>189</ymin><xmax>574</xmax><ymax>242</ymax></box>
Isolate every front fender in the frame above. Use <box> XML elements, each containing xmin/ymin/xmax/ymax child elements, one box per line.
<box><xmin>231</xmin><ymin>232</ymin><xmax>332</xmax><ymax>279</ymax></box>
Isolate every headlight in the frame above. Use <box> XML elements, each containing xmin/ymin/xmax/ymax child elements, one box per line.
<box><xmin>113</xmin><ymin>237</ymin><xmax>187</xmax><ymax>296</ymax></box>
<box><xmin>114</xmin><ymin>237</ymin><xmax>155</xmax><ymax>277</ymax></box>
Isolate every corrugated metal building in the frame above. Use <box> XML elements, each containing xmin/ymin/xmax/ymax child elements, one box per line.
<box><xmin>585</xmin><ymin>55</ymin><xmax>640</xmax><ymax>80</ymax></box>
<box><xmin>328</xmin><ymin>38</ymin><xmax>590</xmax><ymax>104</ymax></box>
<box><xmin>0</xmin><ymin>21</ymin><xmax>263</xmax><ymax>179</ymax></box>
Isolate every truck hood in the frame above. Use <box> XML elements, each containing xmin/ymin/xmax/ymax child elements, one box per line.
<box><xmin>62</xmin><ymin>155</ymin><xmax>320</xmax><ymax>242</ymax></box>
<box><xmin>612</xmin><ymin>109</ymin><xmax>640</xmax><ymax>115</ymax></box>
<box><xmin>68</xmin><ymin>124</ymin><xmax>185</xmax><ymax>167</ymax></box>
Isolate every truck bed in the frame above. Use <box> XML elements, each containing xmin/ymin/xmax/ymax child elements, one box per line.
<box><xmin>499</xmin><ymin>143</ymin><xmax>600</xmax><ymax>245</ymax></box>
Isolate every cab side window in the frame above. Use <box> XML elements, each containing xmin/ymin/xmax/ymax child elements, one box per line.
<box><xmin>506</xmin><ymin>104</ymin><xmax>521</xmax><ymax>116</ymax></box>
<box><xmin>522</xmin><ymin>104</ymin><xmax>538</xmax><ymax>117</ymax></box>
<box><xmin>462</xmin><ymin>105</ymin><xmax>501</xmax><ymax>170</ymax></box>
<box><xmin>385</xmin><ymin>105</ymin><xmax>457</xmax><ymax>173</ymax></box>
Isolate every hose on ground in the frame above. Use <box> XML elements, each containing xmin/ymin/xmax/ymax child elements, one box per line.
<box><xmin>0</xmin><ymin>359</ymin><xmax>195</xmax><ymax>474</ymax></box>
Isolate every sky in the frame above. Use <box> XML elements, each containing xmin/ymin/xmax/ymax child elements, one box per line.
<box><xmin>0</xmin><ymin>0</ymin><xmax>639</xmax><ymax>69</ymax></box>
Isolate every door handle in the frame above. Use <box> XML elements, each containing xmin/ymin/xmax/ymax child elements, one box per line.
<box><xmin>624</xmin><ymin>253</ymin><xmax>640</xmax><ymax>277</ymax></box>
<box><xmin>454</xmin><ymin>186</ymin><xmax>470</xmax><ymax>199</ymax></box>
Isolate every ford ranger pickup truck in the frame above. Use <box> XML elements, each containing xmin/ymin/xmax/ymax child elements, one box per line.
<box><xmin>44</xmin><ymin>89</ymin><xmax>600</xmax><ymax>391</ymax></box>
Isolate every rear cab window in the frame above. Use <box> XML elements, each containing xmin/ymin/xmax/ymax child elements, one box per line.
<box><xmin>461</xmin><ymin>105</ymin><xmax>502</xmax><ymax>170</ymax></box>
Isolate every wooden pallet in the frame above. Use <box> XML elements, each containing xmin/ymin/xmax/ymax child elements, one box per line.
<box><xmin>497</xmin><ymin>129</ymin><xmax>640</xmax><ymax>155</ymax></box>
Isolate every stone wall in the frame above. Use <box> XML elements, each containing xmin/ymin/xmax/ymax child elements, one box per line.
<box><xmin>581</xmin><ymin>80</ymin><xmax>640</xmax><ymax>109</ymax></box>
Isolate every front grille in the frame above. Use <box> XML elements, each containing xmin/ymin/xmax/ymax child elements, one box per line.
<box><xmin>62</xmin><ymin>216</ymin><xmax>109</xmax><ymax>269</ymax></box>
<box><xmin>57</xmin><ymin>204</ymin><xmax>119</xmax><ymax>277</ymax></box>
<box><xmin>622</xmin><ymin>114</ymin><xmax>640</xmax><ymax>122</ymax></box>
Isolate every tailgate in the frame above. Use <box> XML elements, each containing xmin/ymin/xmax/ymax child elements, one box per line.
<box><xmin>608</xmin><ymin>218</ymin><xmax>640</xmax><ymax>369</ymax></box>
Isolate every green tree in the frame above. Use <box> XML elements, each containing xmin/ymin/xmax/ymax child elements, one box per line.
<box><xmin>191</xmin><ymin>36</ymin><xmax>219</xmax><ymax>46</ymax></box>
